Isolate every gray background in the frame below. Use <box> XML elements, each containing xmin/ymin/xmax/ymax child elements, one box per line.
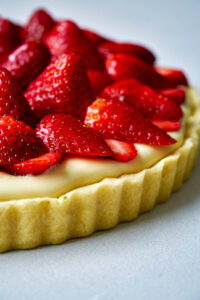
<box><xmin>0</xmin><ymin>0</ymin><xmax>200</xmax><ymax>299</ymax></box>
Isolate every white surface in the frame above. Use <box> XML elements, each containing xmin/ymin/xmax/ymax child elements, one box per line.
<box><xmin>0</xmin><ymin>1</ymin><xmax>200</xmax><ymax>299</ymax></box>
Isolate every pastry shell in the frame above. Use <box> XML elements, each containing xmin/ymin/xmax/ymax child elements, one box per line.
<box><xmin>0</xmin><ymin>89</ymin><xmax>200</xmax><ymax>252</ymax></box>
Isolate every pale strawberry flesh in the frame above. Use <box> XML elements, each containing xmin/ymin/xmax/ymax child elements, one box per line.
<box><xmin>105</xmin><ymin>139</ymin><xmax>137</xmax><ymax>162</ymax></box>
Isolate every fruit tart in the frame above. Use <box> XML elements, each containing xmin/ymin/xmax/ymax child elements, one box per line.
<box><xmin>0</xmin><ymin>9</ymin><xmax>199</xmax><ymax>252</ymax></box>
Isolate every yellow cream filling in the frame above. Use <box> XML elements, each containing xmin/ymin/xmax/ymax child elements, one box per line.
<box><xmin>0</xmin><ymin>95</ymin><xmax>189</xmax><ymax>201</ymax></box>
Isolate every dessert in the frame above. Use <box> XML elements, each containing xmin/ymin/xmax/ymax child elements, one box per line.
<box><xmin>0</xmin><ymin>9</ymin><xmax>199</xmax><ymax>252</ymax></box>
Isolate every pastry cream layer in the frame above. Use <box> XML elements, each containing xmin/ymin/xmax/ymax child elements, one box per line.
<box><xmin>0</xmin><ymin>93</ymin><xmax>189</xmax><ymax>201</ymax></box>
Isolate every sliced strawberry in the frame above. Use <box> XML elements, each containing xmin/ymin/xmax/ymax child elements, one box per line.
<box><xmin>25</xmin><ymin>53</ymin><xmax>94</xmax><ymax>119</ymax></box>
<box><xmin>0</xmin><ymin>68</ymin><xmax>35</xmax><ymax>127</ymax></box>
<box><xmin>22</xmin><ymin>9</ymin><xmax>55</xmax><ymax>41</ymax></box>
<box><xmin>160</xmin><ymin>88</ymin><xmax>186</xmax><ymax>104</ymax></box>
<box><xmin>88</xmin><ymin>70</ymin><xmax>113</xmax><ymax>96</ymax></box>
<box><xmin>99</xmin><ymin>41</ymin><xmax>155</xmax><ymax>64</ymax></box>
<box><xmin>2</xmin><ymin>40</ymin><xmax>50</xmax><ymax>89</ymax></box>
<box><xmin>152</xmin><ymin>120</ymin><xmax>181</xmax><ymax>131</ymax></box>
<box><xmin>105</xmin><ymin>139</ymin><xmax>137</xmax><ymax>162</ymax></box>
<box><xmin>83</xmin><ymin>29</ymin><xmax>109</xmax><ymax>46</ymax></box>
<box><xmin>44</xmin><ymin>20</ymin><xmax>104</xmax><ymax>70</ymax></box>
<box><xmin>36</xmin><ymin>114</ymin><xmax>113</xmax><ymax>157</ymax></box>
<box><xmin>0</xmin><ymin>17</ymin><xmax>21</xmax><ymax>63</ymax></box>
<box><xmin>155</xmin><ymin>67</ymin><xmax>188</xmax><ymax>88</ymax></box>
<box><xmin>0</xmin><ymin>116</ymin><xmax>45</xmax><ymax>165</ymax></box>
<box><xmin>3</xmin><ymin>152</ymin><xmax>62</xmax><ymax>175</ymax></box>
<box><xmin>106</xmin><ymin>54</ymin><xmax>163</xmax><ymax>89</ymax></box>
<box><xmin>102</xmin><ymin>79</ymin><xmax>183</xmax><ymax>121</ymax></box>
<box><xmin>85</xmin><ymin>98</ymin><xmax>175</xmax><ymax>146</ymax></box>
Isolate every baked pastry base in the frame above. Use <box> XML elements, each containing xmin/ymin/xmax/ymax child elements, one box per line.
<box><xmin>0</xmin><ymin>89</ymin><xmax>200</xmax><ymax>252</ymax></box>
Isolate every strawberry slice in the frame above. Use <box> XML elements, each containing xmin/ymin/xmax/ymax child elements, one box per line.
<box><xmin>36</xmin><ymin>114</ymin><xmax>113</xmax><ymax>157</ymax></box>
<box><xmin>2</xmin><ymin>40</ymin><xmax>50</xmax><ymax>89</ymax></box>
<box><xmin>155</xmin><ymin>67</ymin><xmax>188</xmax><ymax>88</ymax></box>
<box><xmin>160</xmin><ymin>88</ymin><xmax>186</xmax><ymax>104</ymax></box>
<box><xmin>22</xmin><ymin>9</ymin><xmax>55</xmax><ymax>41</ymax></box>
<box><xmin>0</xmin><ymin>68</ymin><xmax>35</xmax><ymax>127</ymax></box>
<box><xmin>152</xmin><ymin>120</ymin><xmax>181</xmax><ymax>131</ymax></box>
<box><xmin>25</xmin><ymin>53</ymin><xmax>94</xmax><ymax>119</ymax></box>
<box><xmin>88</xmin><ymin>70</ymin><xmax>113</xmax><ymax>96</ymax></box>
<box><xmin>99</xmin><ymin>41</ymin><xmax>155</xmax><ymax>64</ymax></box>
<box><xmin>0</xmin><ymin>17</ymin><xmax>21</xmax><ymax>63</ymax></box>
<box><xmin>85</xmin><ymin>98</ymin><xmax>175</xmax><ymax>145</ymax></box>
<box><xmin>105</xmin><ymin>139</ymin><xmax>137</xmax><ymax>162</ymax></box>
<box><xmin>3</xmin><ymin>152</ymin><xmax>62</xmax><ymax>175</ymax></box>
<box><xmin>44</xmin><ymin>20</ymin><xmax>104</xmax><ymax>70</ymax></box>
<box><xmin>83</xmin><ymin>29</ymin><xmax>109</xmax><ymax>46</ymax></box>
<box><xmin>102</xmin><ymin>79</ymin><xmax>183</xmax><ymax>121</ymax></box>
<box><xmin>106</xmin><ymin>54</ymin><xmax>163</xmax><ymax>89</ymax></box>
<box><xmin>0</xmin><ymin>116</ymin><xmax>45</xmax><ymax>165</ymax></box>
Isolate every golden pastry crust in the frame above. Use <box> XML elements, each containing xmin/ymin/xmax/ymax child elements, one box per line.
<box><xmin>0</xmin><ymin>89</ymin><xmax>199</xmax><ymax>252</ymax></box>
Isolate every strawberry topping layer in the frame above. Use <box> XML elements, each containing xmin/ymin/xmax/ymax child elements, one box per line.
<box><xmin>36</xmin><ymin>114</ymin><xmax>113</xmax><ymax>157</ymax></box>
<box><xmin>0</xmin><ymin>9</ymin><xmax>188</xmax><ymax>175</ymax></box>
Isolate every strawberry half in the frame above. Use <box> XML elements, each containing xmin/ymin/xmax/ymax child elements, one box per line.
<box><xmin>0</xmin><ymin>68</ymin><xmax>35</xmax><ymax>127</ymax></box>
<box><xmin>102</xmin><ymin>79</ymin><xmax>183</xmax><ymax>121</ymax></box>
<box><xmin>155</xmin><ymin>67</ymin><xmax>188</xmax><ymax>89</ymax></box>
<box><xmin>88</xmin><ymin>70</ymin><xmax>113</xmax><ymax>96</ymax></box>
<box><xmin>159</xmin><ymin>88</ymin><xmax>186</xmax><ymax>104</ymax></box>
<box><xmin>152</xmin><ymin>120</ymin><xmax>181</xmax><ymax>131</ymax></box>
<box><xmin>83</xmin><ymin>29</ymin><xmax>109</xmax><ymax>46</ymax></box>
<box><xmin>36</xmin><ymin>114</ymin><xmax>113</xmax><ymax>157</ymax></box>
<box><xmin>106</xmin><ymin>54</ymin><xmax>163</xmax><ymax>89</ymax></box>
<box><xmin>99</xmin><ymin>41</ymin><xmax>155</xmax><ymax>64</ymax></box>
<box><xmin>85</xmin><ymin>98</ymin><xmax>175</xmax><ymax>145</ymax></box>
<box><xmin>3</xmin><ymin>152</ymin><xmax>62</xmax><ymax>175</ymax></box>
<box><xmin>25</xmin><ymin>53</ymin><xmax>94</xmax><ymax>119</ymax></box>
<box><xmin>2</xmin><ymin>40</ymin><xmax>50</xmax><ymax>89</ymax></box>
<box><xmin>22</xmin><ymin>9</ymin><xmax>55</xmax><ymax>41</ymax></box>
<box><xmin>105</xmin><ymin>139</ymin><xmax>137</xmax><ymax>162</ymax></box>
<box><xmin>0</xmin><ymin>116</ymin><xmax>45</xmax><ymax>165</ymax></box>
<box><xmin>0</xmin><ymin>17</ymin><xmax>21</xmax><ymax>63</ymax></box>
<box><xmin>44</xmin><ymin>20</ymin><xmax>104</xmax><ymax>70</ymax></box>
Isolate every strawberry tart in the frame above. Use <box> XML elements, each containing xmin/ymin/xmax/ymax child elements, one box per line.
<box><xmin>0</xmin><ymin>9</ymin><xmax>199</xmax><ymax>252</ymax></box>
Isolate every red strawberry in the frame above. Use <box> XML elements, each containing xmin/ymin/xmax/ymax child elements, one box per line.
<box><xmin>85</xmin><ymin>98</ymin><xmax>175</xmax><ymax>145</ymax></box>
<box><xmin>0</xmin><ymin>68</ymin><xmax>35</xmax><ymax>127</ymax></box>
<box><xmin>2</xmin><ymin>40</ymin><xmax>50</xmax><ymax>89</ymax></box>
<box><xmin>160</xmin><ymin>88</ymin><xmax>186</xmax><ymax>104</ymax></box>
<box><xmin>99</xmin><ymin>41</ymin><xmax>155</xmax><ymax>64</ymax></box>
<box><xmin>44</xmin><ymin>20</ymin><xmax>104</xmax><ymax>70</ymax></box>
<box><xmin>3</xmin><ymin>152</ymin><xmax>62</xmax><ymax>175</ymax></box>
<box><xmin>0</xmin><ymin>17</ymin><xmax>21</xmax><ymax>63</ymax></box>
<box><xmin>36</xmin><ymin>114</ymin><xmax>113</xmax><ymax>157</ymax></box>
<box><xmin>25</xmin><ymin>53</ymin><xmax>94</xmax><ymax>119</ymax></box>
<box><xmin>155</xmin><ymin>67</ymin><xmax>188</xmax><ymax>88</ymax></box>
<box><xmin>88</xmin><ymin>70</ymin><xmax>113</xmax><ymax>95</ymax></box>
<box><xmin>22</xmin><ymin>9</ymin><xmax>55</xmax><ymax>41</ymax></box>
<box><xmin>152</xmin><ymin>120</ymin><xmax>181</xmax><ymax>131</ymax></box>
<box><xmin>102</xmin><ymin>79</ymin><xmax>183</xmax><ymax>121</ymax></box>
<box><xmin>0</xmin><ymin>116</ymin><xmax>45</xmax><ymax>165</ymax></box>
<box><xmin>106</xmin><ymin>54</ymin><xmax>163</xmax><ymax>89</ymax></box>
<box><xmin>83</xmin><ymin>28</ymin><xmax>109</xmax><ymax>46</ymax></box>
<box><xmin>105</xmin><ymin>139</ymin><xmax>137</xmax><ymax>162</ymax></box>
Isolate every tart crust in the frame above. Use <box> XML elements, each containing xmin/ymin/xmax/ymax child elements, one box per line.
<box><xmin>0</xmin><ymin>89</ymin><xmax>200</xmax><ymax>252</ymax></box>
